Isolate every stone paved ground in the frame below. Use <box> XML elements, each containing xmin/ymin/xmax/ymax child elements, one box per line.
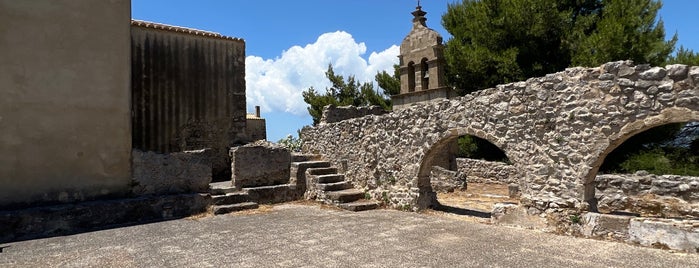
<box><xmin>1</xmin><ymin>203</ymin><xmax>698</xmax><ymax>267</ymax></box>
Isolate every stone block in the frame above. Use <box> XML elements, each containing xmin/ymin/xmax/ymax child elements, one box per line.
<box><xmin>629</xmin><ymin>219</ymin><xmax>699</xmax><ymax>253</ymax></box>
<box><xmin>131</xmin><ymin>149</ymin><xmax>212</xmax><ymax>196</ymax></box>
<box><xmin>430</xmin><ymin>166</ymin><xmax>466</xmax><ymax>193</ymax></box>
<box><xmin>230</xmin><ymin>141</ymin><xmax>291</xmax><ymax>188</ymax></box>
<box><xmin>581</xmin><ymin>213</ymin><xmax>631</xmax><ymax>240</ymax></box>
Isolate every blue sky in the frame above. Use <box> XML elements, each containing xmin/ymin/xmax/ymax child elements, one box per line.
<box><xmin>132</xmin><ymin>0</ymin><xmax>699</xmax><ymax>142</ymax></box>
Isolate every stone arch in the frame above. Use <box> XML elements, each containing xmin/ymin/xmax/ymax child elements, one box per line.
<box><xmin>582</xmin><ymin>108</ymin><xmax>699</xmax><ymax>209</ymax></box>
<box><xmin>420</xmin><ymin>58</ymin><xmax>429</xmax><ymax>91</ymax></box>
<box><xmin>407</xmin><ymin>61</ymin><xmax>416</xmax><ymax>92</ymax></box>
<box><xmin>416</xmin><ymin>127</ymin><xmax>514</xmax><ymax>208</ymax></box>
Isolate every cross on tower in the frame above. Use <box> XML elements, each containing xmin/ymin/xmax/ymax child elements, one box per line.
<box><xmin>417</xmin><ymin>0</ymin><xmax>421</xmax><ymax>6</ymax></box>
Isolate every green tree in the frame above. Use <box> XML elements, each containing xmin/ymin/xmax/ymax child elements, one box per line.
<box><xmin>302</xmin><ymin>64</ymin><xmax>390</xmax><ymax>125</ymax></box>
<box><xmin>667</xmin><ymin>46</ymin><xmax>699</xmax><ymax>65</ymax></box>
<box><xmin>572</xmin><ymin>0</ymin><xmax>676</xmax><ymax>67</ymax></box>
<box><xmin>442</xmin><ymin>0</ymin><xmax>677</xmax><ymax>95</ymax></box>
<box><xmin>375</xmin><ymin>64</ymin><xmax>401</xmax><ymax>96</ymax></box>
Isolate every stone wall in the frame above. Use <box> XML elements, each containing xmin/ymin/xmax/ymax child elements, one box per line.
<box><xmin>131</xmin><ymin>149</ymin><xmax>212</xmax><ymax>196</ymax></box>
<box><xmin>230</xmin><ymin>141</ymin><xmax>291</xmax><ymax>189</ymax></box>
<box><xmin>320</xmin><ymin>105</ymin><xmax>388</xmax><ymax>124</ymax></box>
<box><xmin>301</xmin><ymin>61</ymin><xmax>699</xmax><ymax>214</ymax></box>
<box><xmin>131</xmin><ymin>21</ymin><xmax>246</xmax><ymax>180</ymax></box>
<box><xmin>456</xmin><ymin>158</ymin><xmax>517</xmax><ymax>184</ymax></box>
<box><xmin>595</xmin><ymin>172</ymin><xmax>699</xmax><ymax>218</ymax></box>
<box><xmin>0</xmin><ymin>0</ymin><xmax>132</xmax><ymax>209</ymax></box>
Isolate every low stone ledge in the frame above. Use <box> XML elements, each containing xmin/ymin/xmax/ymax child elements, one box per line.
<box><xmin>629</xmin><ymin>218</ymin><xmax>699</xmax><ymax>252</ymax></box>
<box><xmin>0</xmin><ymin>193</ymin><xmax>210</xmax><ymax>243</ymax></box>
<box><xmin>579</xmin><ymin>212</ymin><xmax>699</xmax><ymax>253</ymax></box>
<box><xmin>244</xmin><ymin>184</ymin><xmax>301</xmax><ymax>204</ymax></box>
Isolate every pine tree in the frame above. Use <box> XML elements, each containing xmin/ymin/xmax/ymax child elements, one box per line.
<box><xmin>302</xmin><ymin>64</ymin><xmax>391</xmax><ymax>125</ymax></box>
<box><xmin>442</xmin><ymin>0</ymin><xmax>677</xmax><ymax>94</ymax></box>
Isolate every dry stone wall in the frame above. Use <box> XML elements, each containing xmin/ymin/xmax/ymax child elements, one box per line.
<box><xmin>595</xmin><ymin>172</ymin><xmax>699</xmax><ymax>218</ymax></box>
<box><xmin>456</xmin><ymin>158</ymin><xmax>517</xmax><ymax>184</ymax></box>
<box><xmin>301</xmin><ymin>61</ymin><xmax>699</xmax><ymax>214</ymax></box>
<box><xmin>320</xmin><ymin>105</ymin><xmax>388</xmax><ymax>124</ymax></box>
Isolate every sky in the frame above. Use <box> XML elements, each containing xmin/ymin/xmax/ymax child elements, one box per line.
<box><xmin>132</xmin><ymin>0</ymin><xmax>699</xmax><ymax>142</ymax></box>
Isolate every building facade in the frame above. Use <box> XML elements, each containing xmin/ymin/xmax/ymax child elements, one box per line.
<box><xmin>392</xmin><ymin>5</ymin><xmax>452</xmax><ymax>110</ymax></box>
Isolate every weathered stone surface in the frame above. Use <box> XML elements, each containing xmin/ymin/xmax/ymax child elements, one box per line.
<box><xmin>628</xmin><ymin>218</ymin><xmax>699</xmax><ymax>253</ymax></box>
<box><xmin>581</xmin><ymin>213</ymin><xmax>631</xmax><ymax>240</ymax></box>
<box><xmin>131</xmin><ymin>149</ymin><xmax>212</xmax><ymax>196</ymax></box>
<box><xmin>321</xmin><ymin>105</ymin><xmax>388</xmax><ymax>124</ymax></box>
<box><xmin>0</xmin><ymin>193</ymin><xmax>210</xmax><ymax>243</ymax></box>
<box><xmin>595</xmin><ymin>173</ymin><xmax>699</xmax><ymax>218</ymax></box>
<box><xmin>301</xmin><ymin>61</ymin><xmax>699</xmax><ymax>213</ymax></box>
<box><xmin>430</xmin><ymin>166</ymin><xmax>466</xmax><ymax>193</ymax></box>
<box><xmin>230</xmin><ymin>141</ymin><xmax>291</xmax><ymax>189</ymax></box>
<box><xmin>457</xmin><ymin>158</ymin><xmax>517</xmax><ymax>184</ymax></box>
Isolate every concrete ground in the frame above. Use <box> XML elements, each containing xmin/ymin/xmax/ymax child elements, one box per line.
<box><xmin>1</xmin><ymin>203</ymin><xmax>697</xmax><ymax>267</ymax></box>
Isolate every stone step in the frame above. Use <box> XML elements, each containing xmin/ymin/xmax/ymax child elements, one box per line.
<box><xmin>244</xmin><ymin>184</ymin><xmax>300</xmax><ymax>204</ymax></box>
<box><xmin>339</xmin><ymin>200</ymin><xmax>381</xmax><ymax>212</ymax></box>
<box><xmin>317</xmin><ymin>174</ymin><xmax>345</xmax><ymax>184</ymax></box>
<box><xmin>326</xmin><ymin>189</ymin><xmax>364</xmax><ymax>203</ymax></box>
<box><xmin>209</xmin><ymin>181</ymin><xmax>238</xmax><ymax>195</ymax></box>
<box><xmin>212</xmin><ymin>202</ymin><xmax>259</xmax><ymax>215</ymax></box>
<box><xmin>291</xmin><ymin>154</ymin><xmax>322</xmax><ymax>162</ymax></box>
<box><xmin>317</xmin><ymin>181</ymin><xmax>352</xmax><ymax>191</ymax></box>
<box><xmin>211</xmin><ymin>192</ymin><xmax>250</xmax><ymax>205</ymax></box>
<box><xmin>307</xmin><ymin>167</ymin><xmax>338</xmax><ymax>176</ymax></box>
<box><xmin>291</xmin><ymin>160</ymin><xmax>331</xmax><ymax>169</ymax></box>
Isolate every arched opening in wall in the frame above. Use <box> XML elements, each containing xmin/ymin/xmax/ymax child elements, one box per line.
<box><xmin>407</xmin><ymin>61</ymin><xmax>416</xmax><ymax>92</ymax></box>
<box><xmin>420</xmin><ymin>58</ymin><xmax>429</xmax><ymax>91</ymax></box>
<box><xmin>417</xmin><ymin>131</ymin><xmax>516</xmax><ymax>218</ymax></box>
<box><xmin>586</xmin><ymin>119</ymin><xmax>699</xmax><ymax>219</ymax></box>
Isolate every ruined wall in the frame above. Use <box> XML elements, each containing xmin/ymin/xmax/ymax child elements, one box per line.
<box><xmin>230</xmin><ymin>141</ymin><xmax>290</xmax><ymax>189</ymax></box>
<box><xmin>320</xmin><ymin>105</ymin><xmax>388</xmax><ymax>124</ymax></box>
<box><xmin>131</xmin><ymin>21</ymin><xmax>246</xmax><ymax>179</ymax></box>
<box><xmin>131</xmin><ymin>149</ymin><xmax>212</xmax><ymax>196</ymax></box>
<box><xmin>0</xmin><ymin>0</ymin><xmax>132</xmax><ymax>208</ymax></box>
<box><xmin>302</xmin><ymin>61</ymin><xmax>699</xmax><ymax>214</ymax></box>
<box><xmin>595</xmin><ymin>172</ymin><xmax>699</xmax><ymax>218</ymax></box>
<box><xmin>456</xmin><ymin>158</ymin><xmax>517</xmax><ymax>184</ymax></box>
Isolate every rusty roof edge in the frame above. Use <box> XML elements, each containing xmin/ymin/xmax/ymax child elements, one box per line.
<box><xmin>131</xmin><ymin>19</ymin><xmax>244</xmax><ymax>42</ymax></box>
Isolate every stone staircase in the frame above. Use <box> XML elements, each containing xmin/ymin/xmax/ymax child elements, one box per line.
<box><xmin>210</xmin><ymin>154</ymin><xmax>380</xmax><ymax>215</ymax></box>
<box><xmin>209</xmin><ymin>181</ymin><xmax>259</xmax><ymax>215</ymax></box>
<box><xmin>292</xmin><ymin>154</ymin><xmax>380</xmax><ymax>212</ymax></box>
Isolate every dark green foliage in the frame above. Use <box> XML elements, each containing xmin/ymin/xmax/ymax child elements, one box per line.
<box><xmin>456</xmin><ymin>135</ymin><xmax>509</xmax><ymax>163</ymax></box>
<box><xmin>442</xmin><ymin>0</ymin><xmax>676</xmax><ymax>94</ymax></box>
<box><xmin>571</xmin><ymin>0</ymin><xmax>676</xmax><ymax>67</ymax></box>
<box><xmin>375</xmin><ymin>64</ymin><xmax>401</xmax><ymax>96</ymax></box>
<box><xmin>600</xmin><ymin>123</ymin><xmax>699</xmax><ymax>176</ymax></box>
<box><xmin>302</xmin><ymin>64</ymin><xmax>391</xmax><ymax>125</ymax></box>
<box><xmin>667</xmin><ymin>46</ymin><xmax>699</xmax><ymax>65</ymax></box>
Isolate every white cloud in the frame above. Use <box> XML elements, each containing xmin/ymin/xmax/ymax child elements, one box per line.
<box><xmin>245</xmin><ymin>31</ymin><xmax>399</xmax><ymax>116</ymax></box>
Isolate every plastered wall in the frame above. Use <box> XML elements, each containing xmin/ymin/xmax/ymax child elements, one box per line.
<box><xmin>0</xmin><ymin>0</ymin><xmax>132</xmax><ymax>208</ymax></box>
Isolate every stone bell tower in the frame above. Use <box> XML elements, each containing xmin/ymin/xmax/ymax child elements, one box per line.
<box><xmin>392</xmin><ymin>4</ymin><xmax>451</xmax><ymax>110</ymax></box>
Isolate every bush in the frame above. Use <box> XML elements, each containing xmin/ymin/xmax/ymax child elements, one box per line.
<box><xmin>277</xmin><ymin>135</ymin><xmax>303</xmax><ymax>152</ymax></box>
<box><xmin>616</xmin><ymin>147</ymin><xmax>699</xmax><ymax>176</ymax></box>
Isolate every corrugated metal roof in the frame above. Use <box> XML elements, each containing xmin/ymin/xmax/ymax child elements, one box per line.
<box><xmin>131</xmin><ymin>20</ymin><xmax>244</xmax><ymax>42</ymax></box>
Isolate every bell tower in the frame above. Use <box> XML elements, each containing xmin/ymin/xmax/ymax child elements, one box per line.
<box><xmin>392</xmin><ymin>4</ymin><xmax>450</xmax><ymax>110</ymax></box>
